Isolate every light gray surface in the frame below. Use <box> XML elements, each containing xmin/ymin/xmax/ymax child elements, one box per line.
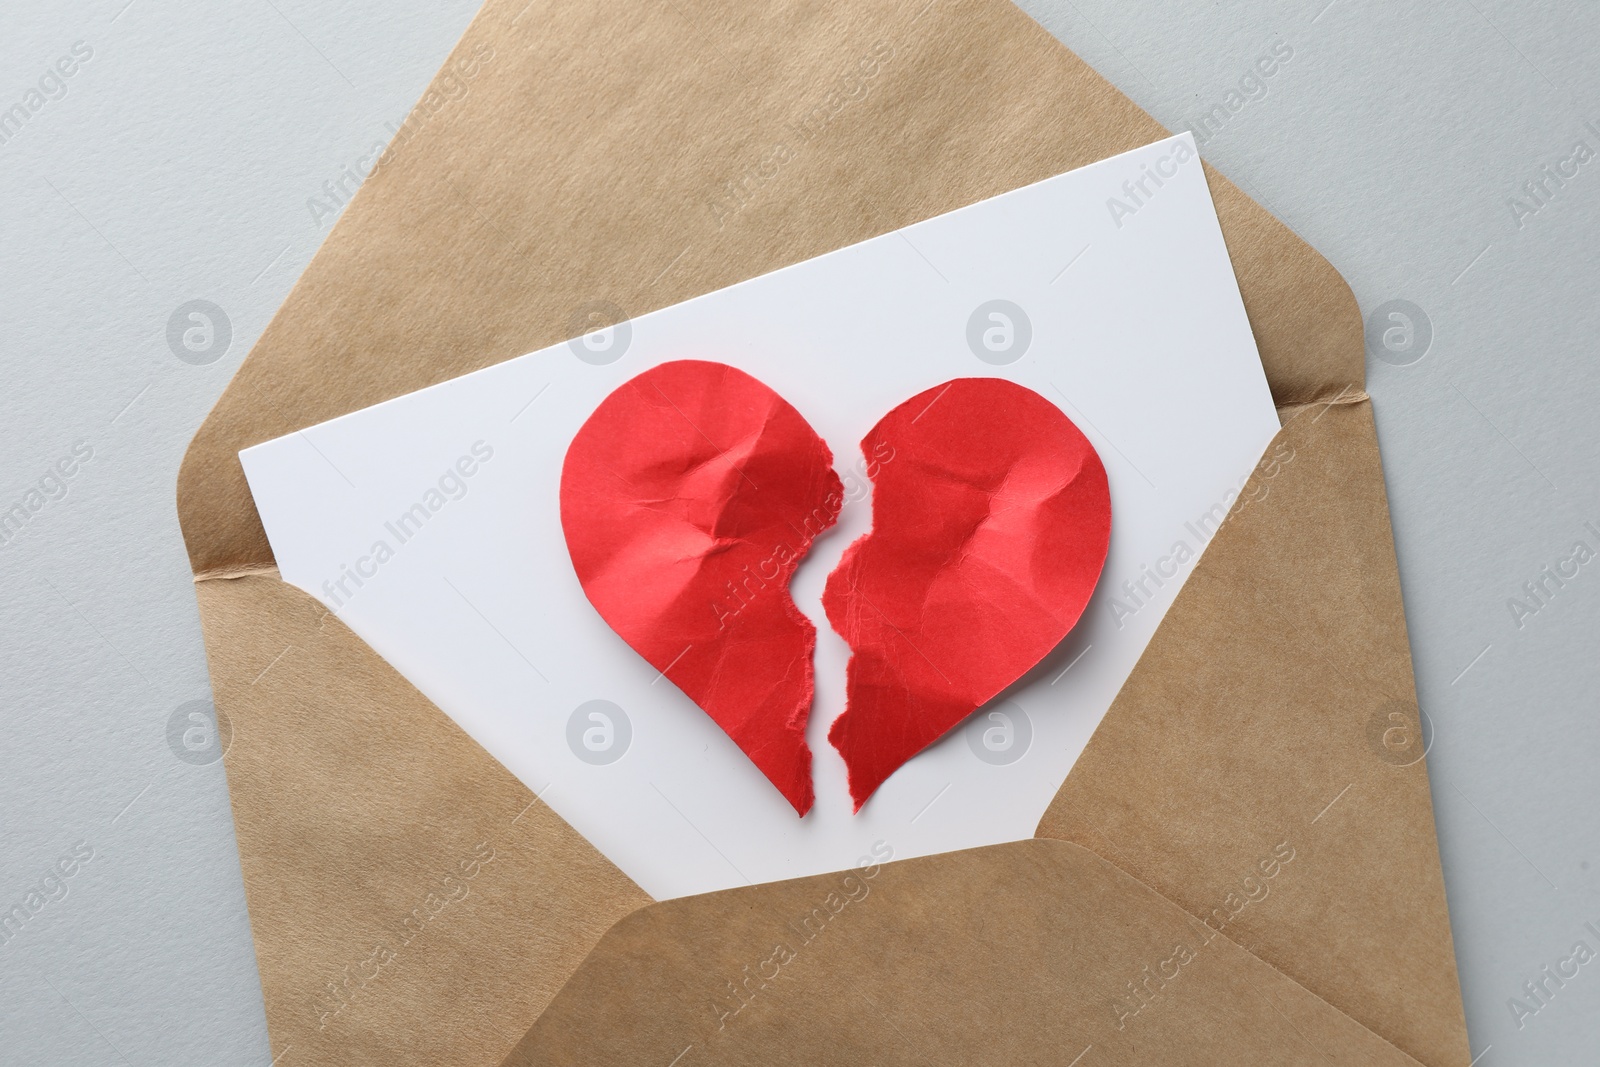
<box><xmin>0</xmin><ymin>1</ymin><xmax>1593</xmax><ymax>1064</ymax></box>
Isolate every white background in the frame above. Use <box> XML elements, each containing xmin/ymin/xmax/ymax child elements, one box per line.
<box><xmin>0</xmin><ymin>1</ymin><xmax>1595</xmax><ymax>1063</ymax></box>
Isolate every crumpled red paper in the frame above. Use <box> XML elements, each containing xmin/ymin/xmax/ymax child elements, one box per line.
<box><xmin>560</xmin><ymin>360</ymin><xmax>842</xmax><ymax>815</ymax></box>
<box><xmin>563</xmin><ymin>366</ymin><xmax>1110</xmax><ymax>816</ymax></box>
<box><xmin>824</xmin><ymin>378</ymin><xmax>1111</xmax><ymax>810</ymax></box>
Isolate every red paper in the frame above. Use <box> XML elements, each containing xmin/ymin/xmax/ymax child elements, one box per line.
<box><xmin>824</xmin><ymin>378</ymin><xmax>1111</xmax><ymax>810</ymax></box>
<box><xmin>560</xmin><ymin>360</ymin><xmax>842</xmax><ymax>816</ymax></box>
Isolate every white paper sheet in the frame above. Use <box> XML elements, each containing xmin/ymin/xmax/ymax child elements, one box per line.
<box><xmin>240</xmin><ymin>133</ymin><xmax>1279</xmax><ymax>899</ymax></box>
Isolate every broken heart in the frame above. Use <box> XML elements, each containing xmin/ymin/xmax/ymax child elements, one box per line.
<box><xmin>561</xmin><ymin>361</ymin><xmax>1110</xmax><ymax>815</ymax></box>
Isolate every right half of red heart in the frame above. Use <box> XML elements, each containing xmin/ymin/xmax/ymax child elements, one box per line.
<box><xmin>823</xmin><ymin>378</ymin><xmax>1112</xmax><ymax>810</ymax></box>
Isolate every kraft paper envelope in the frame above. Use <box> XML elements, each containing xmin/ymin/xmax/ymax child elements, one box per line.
<box><xmin>177</xmin><ymin>1</ymin><xmax>1468</xmax><ymax>1065</ymax></box>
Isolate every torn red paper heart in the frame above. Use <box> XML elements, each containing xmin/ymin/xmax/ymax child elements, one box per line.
<box><xmin>824</xmin><ymin>378</ymin><xmax>1111</xmax><ymax>810</ymax></box>
<box><xmin>562</xmin><ymin>366</ymin><xmax>1109</xmax><ymax>816</ymax></box>
<box><xmin>560</xmin><ymin>360</ymin><xmax>842</xmax><ymax>816</ymax></box>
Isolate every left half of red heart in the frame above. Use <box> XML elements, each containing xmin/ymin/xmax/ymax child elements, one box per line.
<box><xmin>560</xmin><ymin>360</ymin><xmax>843</xmax><ymax>816</ymax></box>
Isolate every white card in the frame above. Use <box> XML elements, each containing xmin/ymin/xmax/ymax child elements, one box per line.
<box><xmin>240</xmin><ymin>133</ymin><xmax>1278</xmax><ymax>899</ymax></box>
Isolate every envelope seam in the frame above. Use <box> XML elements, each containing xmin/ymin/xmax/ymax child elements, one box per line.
<box><xmin>194</xmin><ymin>563</ymin><xmax>281</xmax><ymax>582</ymax></box>
<box><xmin>1276</xmin><ymin>388</ymin><xmax>1370</xmax><ymax>421</ymax></box>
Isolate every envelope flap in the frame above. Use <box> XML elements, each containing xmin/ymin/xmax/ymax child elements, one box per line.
<box><xmin>502</xmin><ymin>839</ymin><xmax>1422</xmax><ymax>1066</ymax></box>
<box><xmin>177</xmin><ymin>0</ymin><xmax>1360</xmax><ymax>578</ymax></box>
<box><xmin>1039</xmin><ymin>400</ymin><xmax>1469</xmax><ymax>1066</ymax></box>
<box><xmin>198</xmin><ymin>570</ymin><xmax>649</xmax><ymax>1065</ymax></box>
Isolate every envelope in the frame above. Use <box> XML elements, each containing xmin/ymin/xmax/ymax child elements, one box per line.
<box><xmin>176</xmin><ymin>1</ymin><xmax>1469</xmax><ymax>1065</ymax></box>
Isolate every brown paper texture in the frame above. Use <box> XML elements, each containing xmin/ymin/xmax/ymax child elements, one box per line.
<box><xmin>1038</xmin><ymin>399</ymin><xmax>1468</xmax><ymax>1067</ymax></box>
<box><xmin>200</xmin><ymin>571</ymin><xmax>648</xmax><ymax>1064</ymax></box>
<box><xmin>177</xmin><ymin>0</ymin><xmax>1355</xmax><ymax>579</ymax></box>
<box><xmin>503</xmin><ymin>840</ymin><xmax>1425</xmax><ymax>1067</ymax></box>
<box><xmin>175</xmin><ymin>0</ymin><xmax>1465</xmax><ymax>1064</ymax></box>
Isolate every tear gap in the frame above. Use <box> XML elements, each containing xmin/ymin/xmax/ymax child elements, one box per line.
<box><xmin>787</xmin><ymin>447</ymin><xmax>876</xmax><ymax>821</ymax></box>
